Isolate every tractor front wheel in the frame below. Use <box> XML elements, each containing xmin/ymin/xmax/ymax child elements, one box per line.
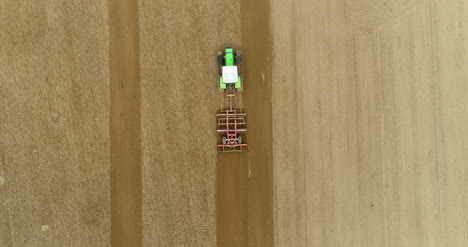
<box><xmin>217</xmin><ymin>51</ymin><xmax>224</xmax><ymax>66</ymax></box>
<box><xmin>235</xmin><ymin>50</ymin><xmax>242</xmax><ymax>65</ymax></box>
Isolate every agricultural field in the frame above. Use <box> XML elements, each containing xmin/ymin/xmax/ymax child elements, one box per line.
<box><xmin>1</xmin><ymin>0</ymin><xmax>468</xmax><ymax>246</ymax></box>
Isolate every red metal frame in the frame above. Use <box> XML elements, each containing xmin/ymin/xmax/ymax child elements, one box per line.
<box><xmin>217</xmin><ymin>94</ymin><xmax>247</xmax><ymax>152</ymax></box>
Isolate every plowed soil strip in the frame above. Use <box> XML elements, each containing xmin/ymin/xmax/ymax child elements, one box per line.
<box><xmin>216</xmin><ymin>0</ymin><xmax>274</xmax><ymax>245</ymax></box>
<box><xmin>109</xmin><ymin>1</ymin><xmax>142</xmax><ymax>246</ymax></box>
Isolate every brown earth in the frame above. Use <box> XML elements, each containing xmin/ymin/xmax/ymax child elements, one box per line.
<box><xmin>109</xmin><ymin>0</ymin><xmax>142</xmax><ymax>246</ymax></box>
<box><xmin>272</xmin><ymin>0</ymin><xmax>468</xmax><ymax>246</ymax></box>
<box><xmin>0</xmin><ymin>1</ymin><xmax>110</xmax><ymax>246</ymax></box>
<box><xmin>3</xmin><ymin>0</ymin><xmax>468</xmax><ymax>246</ymax></box>
<box><xmin>138</xmin><ymin>0</ymin><xmax>240</xmax><ymax>246</ymax></box>
<box><xmin>216</xmin><ymin>0</ymin><xmax>274</xmax><ymax>246</ymax></box>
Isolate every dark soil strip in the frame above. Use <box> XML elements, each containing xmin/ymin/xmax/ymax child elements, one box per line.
<box><xmin>216</xmin><ymin>0</ymin><xmax>274</xmax><ymax>245</ymax></box>
<box><xmin>241</xmin><ymin>0</ymin><xmax>274</xmax><ymax>245</ymax></box>
<box><xmin>217</xmin><ymin>152</ymin><xmax>249</xmax><ymax>246</ymax></box>
<box><xmin>109</xmin><ymin>1</ymin><xmax>142</xmax><ymax>246</ymax></box>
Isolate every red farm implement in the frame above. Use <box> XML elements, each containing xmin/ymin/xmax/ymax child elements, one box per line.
<box><xmin>216</xmin><ymin>94</ymin><xmax>247</xmax><ymax>152</ymax></box>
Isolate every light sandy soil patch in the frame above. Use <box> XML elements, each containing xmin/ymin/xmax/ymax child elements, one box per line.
<box><xmin>272</xmin><ymin>0</ymin><xmax>468</xmax><ymax>246</ymax></box>
<box><xmin>0</xmin><ymin>1</ymin><xmax>110</xmax><ymax>246</ymax></box>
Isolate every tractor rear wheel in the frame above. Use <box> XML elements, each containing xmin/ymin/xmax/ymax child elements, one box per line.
<box><xmin>236</xmin><ymin>75</ymin><xmax>243</xmax><ymax>92</ymax></box>
<box><xmin>218</xmin><ymin>75</ymin><xmax>225</xmax><ymax>92</ymax></box>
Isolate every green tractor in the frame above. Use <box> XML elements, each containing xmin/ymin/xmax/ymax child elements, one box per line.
<box><xmin>217</xmin><ymin>47</ymin><xmax>242</xmax><ymax>92</ymax></box>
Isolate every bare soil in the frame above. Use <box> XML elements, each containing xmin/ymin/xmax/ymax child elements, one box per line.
<box><xmin>139</xmin><ymin>0</ymin><xmax>241</xmax><ymax>246</ymax></box>
<box><xmin>0</xmin><ymin>1</ymin><xmax>110</xmax><ymax>246</ymax></box>
<box><xmin>3</xmin><ymin>0</ymin><xmax>468</xmax><ymax>246</ymax></box>
<box><xmin>272</xmin><ymin>0</ymin><xmax>468</xmax><ymax>246</ymax></box>
<box><xmin>216</xmin><ymin>0</ymin><xmax>275</xmax><ymax>246</ymax></box>
<box><xmin>109</xmin><ymin>0</ymin><xmax>142</xmax><ymax>246</ymax></box>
